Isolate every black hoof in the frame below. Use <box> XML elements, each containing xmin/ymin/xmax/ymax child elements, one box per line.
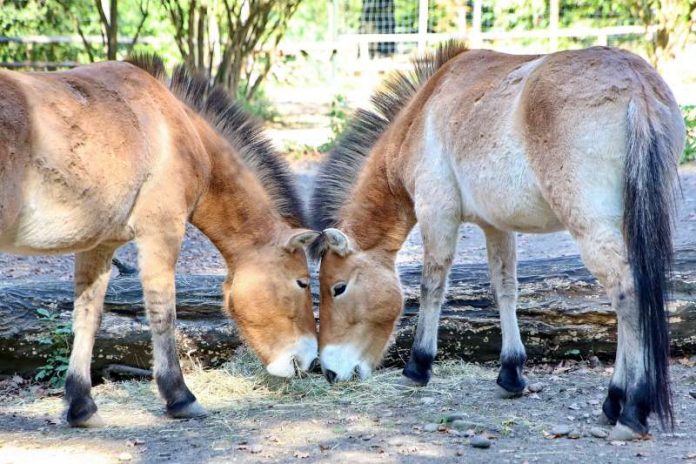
<box><xmin>67</xmin><ymin>395</ymin><xmax>99</xmax><ymax>426</ymax></box>
<box><xmin>167</xmin><ymin>399</ymin><xmax>208</xmax><ymax>419</ymax></box>
<box><xmin>496</xmin><ymin>353</ymin><xmax>527</xmax><ymax>394</ymax></box>
<box><xmin>402</xmin><ymin>349</ymin><xmax>434</xmax><ymax>386</ymax></box>
<box><xmin>324</xmin><ymin>369</ymin><xmax>337</xmax><ymax>384</ymax></box>
<box><xmin>601</xmin><ymin>384</ymin><xmax>624</xmax><ymax>426</ymax></box>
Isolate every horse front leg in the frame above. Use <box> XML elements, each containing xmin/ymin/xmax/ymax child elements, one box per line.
<box><xmin>403</xmin><ymin>210</ymin><xmax>460</xmax><ymax>386</ymax></box>
<box><xmin>66</xmin><ymin>245</ymin><xmax>116</xmax><ymax>427</ymax></box>
<box><xmin>483</xmin><ymin>227</ymin><xmax>527</xmax><ymax>397</ymax></box>
<box><xmin>137</xmin><ymin>234</ymin><xmax>208</xmax><ymax>419</ymax></box>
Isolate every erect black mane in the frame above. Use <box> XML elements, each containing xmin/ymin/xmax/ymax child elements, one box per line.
<box><xmin>127</xmin><ymin>54</ymin><xmax>306</xmax><ymax>228</ymax></box>
<box><xmin>309</xmin><ymin>41</ymin><xmax>468</xmax><ymax>233</ymax></box>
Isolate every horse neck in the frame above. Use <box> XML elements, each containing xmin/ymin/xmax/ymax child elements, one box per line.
<box><xmin>190</xmin><ymin>122</ymin><xmax>286</xmax><ymax>265</ymax></box>
<box><xmin>339</xmin><ymin>143</ymin><xmax>416</xmax><ymax>259</ymax></box>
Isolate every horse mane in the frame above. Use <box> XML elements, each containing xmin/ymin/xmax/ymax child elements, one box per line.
<box><xmin>309</xmin><ymin>41</ymin><xmax>468</xmax><ymax>233</ymax></box>
<box><xmin>126</xmin><ymin>54</ymin><xmax>307</xmax><ymax>228</ymax></box>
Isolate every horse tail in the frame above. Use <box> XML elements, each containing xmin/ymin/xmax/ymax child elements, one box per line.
<box><xmin>622</xmin><ymin>96</ymin><xmax>681</xmax><ymax>429</ymax></box>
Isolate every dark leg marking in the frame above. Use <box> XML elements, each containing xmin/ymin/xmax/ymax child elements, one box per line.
<box><xmin>403</xmin><ymin>348</ymin><xmax>435</xmax><ymax>386</ymax></box>
<box><xmin>156</xmin><ymin>369</ymin><xmax>198</xmax><ymax>417</ymax></box>
<box><xmin>496</xmin><ymin>352</ymin><xmax>527</xmax><ymax>394</ymax></box>
<box><xmin>618</xmin><ymin>381</ymin><xmax>651</xmax><ymax>435</ymax></box>
<box><xmin>65</xmin><ymin>373</ymin><xmax>97</xmax><ymax>426</ymax></box>
<box><xmin>602</xmin><ymin>383</ymin><xmax>624</xmax><ymax>425</ymax></box>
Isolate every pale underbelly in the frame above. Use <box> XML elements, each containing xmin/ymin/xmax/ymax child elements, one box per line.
<box><xmin>0</xmin><ymin>177</ymin><xmax>137</xmax><ymax>255</ymax></box>
<box><xmin>454</xmin><ymin>153</ymin><xmax>565</xmax><ymax>234</ymax></box>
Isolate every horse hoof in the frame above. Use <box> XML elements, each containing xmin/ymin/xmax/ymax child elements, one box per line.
<box><xmin>397</xmin><ymin>375</ymin><xmax>426</xmax><ymax>388</ymax></box>
<box><xmin>168</xmin><ymin>400</ymin><xmax>208</xmax><ymax>419</ymax></box>
<box><xmin>607</xmin><ymin>423</ymin><xmax>642</xmax><ymax>441</ymax></box>
<box><xmin>495</xmin><ymin>384</ymin><xmax>523</xmax><ymax>399</ymax></box>
<box><xmin>70</xmin><ymin>412</ymin><xmax>105</xmax><ymax>428</ymax></box>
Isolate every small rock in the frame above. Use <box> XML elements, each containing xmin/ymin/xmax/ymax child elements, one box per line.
<box><xmin>568</xmin><ymin>430</ymin><xmax>582</xmax><ymax>439</ymax></box>
<box><xmin>423</xmin><ymin>423</ymin><xmax>439</xmax><ymax>432</ymax></box>
<box><xmin>528</xmin><ymin>382</ymin><xmax>544</xmax><ymax>393</ymax></box>
<box><xmin>445</xmin><ymin>412</ymin><xmax>466</xmax><ymax>422</ymax></box>
<box><xmin>689</xmin><ymin>391</ymin><xmax>696</xmax><ymax>400</ymax></box>
<box><xmin>117</xmin><ymin>453</ymin><xmax>133</xmax><ymax>462</ymax></box>
<box><xmin>551</xmin><ymin>425</ymin><xmax>571</xmax><ymax>436</ymax></box>
<box><xmin>588</xmin><ymin>399</ymin><xmax>600</xmax><ymax>406</ymax></box>
<box><xmin>450</xmin><ymin>420</ymin><xmax>472</xmax><ymax>431</ymax></box>
<box><xmin>470</xmin><ymin>435</ymin><xmax>491</xmax><ymax>449</ymax></box>
<box><xmin>610</xmin><ymin>440</ymin><xmax>626</xmax><ymax>447</ymax></box>
<box><xmin>568</xmin><ymin>403</ymin><xmax>581</xmax><ymax>411</ymax></box>
<box><xmin>590</xmin><ymin>427</ymin><xmax>609</xmax><ymax>438</ymax></box>
<box><xmin>588</xmin><ymin>356</ymin><xmax>601</xmax><ymax>368</ymax></box>
<box><xmin>250</xmin><ymin>445</ymin><xmax>263</xmax><ymax>454</ymax></box>
<box><xmin>421</xmin><ymin>397</ymin><xmax>436</xmax><ymax>405</ymax></box>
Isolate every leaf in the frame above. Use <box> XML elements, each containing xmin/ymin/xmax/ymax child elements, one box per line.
<box><xmin>36</xmin><ymin>308</ymin><xmax>51</xmax><ymax>318</ymax></box>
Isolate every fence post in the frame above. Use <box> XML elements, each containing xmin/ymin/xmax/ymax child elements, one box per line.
<box><xmin>550</xmin><ymin>0</ymin><xmax>559</xmax><ymax>51</ymax></box>
<box><xmin>472</xmin><ymin>0</ymin><xmax>482</xmax><ymax>48</ymax></box>
<box><xmin>418</xmin><ymin>0</ymin><xmax>429</xmax><ymax>52</ymax></box>
<box><xmin>329</xmin><ymin>0</ymin><xmax>338</xmax><ymax>80</ymax></box>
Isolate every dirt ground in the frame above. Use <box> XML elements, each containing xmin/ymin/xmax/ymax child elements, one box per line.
<box><xmin>1</xmin><ymin>350</ymin><xmax>696</xmax><ymax>464</ymax></box>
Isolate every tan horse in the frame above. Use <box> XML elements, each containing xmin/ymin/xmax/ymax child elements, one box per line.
<box><xmin>0</xmin><ymin>55</ymin><xmax>320</xmax><ymax>427</ymax></box>
<box><xmin>310</xmin><ymin>43</ymin><xmax>685</xmax><ymax>440</ymax></box>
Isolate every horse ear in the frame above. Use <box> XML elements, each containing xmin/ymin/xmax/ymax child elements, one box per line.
<box><xmin>323</xmin><ymin>228</ymin><xmax>353</xmax><ymax>257</ymax></box>
<box><xmin>283</xmin><ymin>229</ymin><xmax>321</xmax><ymax>252</ymax></box>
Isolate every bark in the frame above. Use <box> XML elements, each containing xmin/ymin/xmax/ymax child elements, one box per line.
<box><xmin>1</xmin><ymin>247</ymin><xmax>695</xmax><ymax>376</ymax></box>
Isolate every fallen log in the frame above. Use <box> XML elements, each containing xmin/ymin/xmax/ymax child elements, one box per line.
<box><xmin>1</xmin><ymin>246</ymin><xmax>695</xmax><ymax>376</ymax></box>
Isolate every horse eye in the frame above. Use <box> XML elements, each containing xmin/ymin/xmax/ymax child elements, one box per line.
<box><xmin>332</xmin><ymin>282</ymin><xmax>347</xmax><ymax>297</ymax></box>
<box><xmin>296</xmin><ymin>279</ymin><xmax>309</xmax><ymax>289</ymax></box>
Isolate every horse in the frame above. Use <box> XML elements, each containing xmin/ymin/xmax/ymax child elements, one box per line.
<box><xmin>0</xmin><ymin>55</ymin><xmax>320</xmax><ymax>427</ymax></box>
<box><xmin>309</xmin><ymin>43</ymin><xmax>685</xmax><ymax>441</ymax></box>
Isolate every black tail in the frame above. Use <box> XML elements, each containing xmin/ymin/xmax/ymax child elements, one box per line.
<box><xmin>623</xmin><ymin>98</ymin><xmax>679</xmax><ymax>429</ymax></box>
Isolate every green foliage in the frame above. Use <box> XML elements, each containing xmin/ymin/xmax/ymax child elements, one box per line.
<box><xmin>682</xmin><ymin>105</ymin><xmax>696</xmax><ymax>164</ymax></box>
<box><xmin>319</xmin><ymin>94</ymin><xmax>350</xmax><ymax>152</ymax></box>
<box><xmin>34</xmin><ymin>307</ymin><xmax>72</xmax><ymax>388</ymax></box>
<box><xmin>235</xmin><ymin>83</ymin><xmax>279</xmax><ymax>122</ymax></box>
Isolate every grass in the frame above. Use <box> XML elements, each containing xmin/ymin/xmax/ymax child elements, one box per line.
<box><xmin>2</xmin><ymin>347</ymin><xmax>494</xmax><ymax>418</ymax></box>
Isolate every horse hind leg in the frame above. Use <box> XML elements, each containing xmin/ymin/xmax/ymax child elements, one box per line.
<box><xmin>573</xmin><ymin>226</ymin><xmax>652</xmax><ymax>439</ymax></box>
<box><xmin>65</xmin><ymin>245</ymin><xmax>116</xmax><ymax>427</ymax></box>
<box><xmin>483</xmin><ymin>227</ymin><xmax>527</xmax><ymax>397</ymax></box>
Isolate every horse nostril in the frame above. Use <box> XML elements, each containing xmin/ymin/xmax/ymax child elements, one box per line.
<box><xmin>324</xmin><ymin>369</ymin><xmax>338</xmax><ymax>384</ymax></box>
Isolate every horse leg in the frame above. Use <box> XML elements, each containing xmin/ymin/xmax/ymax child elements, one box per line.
<box><xmin>403</xmin><ymin>207</ymin><xmax>459</xmax><ymax>386</ymax></box>
<box><xmin>573</xmin><ymin>227</ymin><xmax>650</xmax><ymax>439</ymax></box>
<box><xmin>137</xmin><ymin>235</ymin><xmax>208</xmax><ymax>418</ymax></box>
<box><xmin>483</xmin><ymin>227</ymin><xmax>526</xmax><ymax>397</ymax></box>
<box><xmin>66</xmin><ymin>245</ymin><xmax>116</xmax><ymax>427</ymax></box>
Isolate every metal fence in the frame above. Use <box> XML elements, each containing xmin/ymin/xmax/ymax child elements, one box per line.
<box><xmin>0</xmin><ymin>0</ymin><xmax>666</xmax><ymax>71</ymax></box>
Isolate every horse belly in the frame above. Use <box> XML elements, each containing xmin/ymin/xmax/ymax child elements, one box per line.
<box><xmin>0</xmin><ymin>166</ymin><xmax>137</xmax><ymax>254</ymax></box>
<box><xmin>456</xmin><ymin>143</ymin><xmax>565</xmax><ymax>233</ymax></box>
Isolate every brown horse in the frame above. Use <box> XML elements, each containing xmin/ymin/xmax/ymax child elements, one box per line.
<box><xmin>310</xmin><ymin>43</ymin><xmax>685</xmax><ymax>440</ymax></box>
<box><xmin>0</xmin><ymin>55</ymin><xmax>320</xmax><ymax>426</ymax></box>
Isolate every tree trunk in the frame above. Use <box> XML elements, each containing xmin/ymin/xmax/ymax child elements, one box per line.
<box><xmin>1</xmin><ymin>247</ymin><xmax>695</xmax><ymax>377</ymax></box>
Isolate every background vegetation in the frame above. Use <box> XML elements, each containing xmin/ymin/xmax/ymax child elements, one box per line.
<box><xmin>1</xmin><ymin>0</ymin><xmax>694</xmax><ymax>162</ymax></box>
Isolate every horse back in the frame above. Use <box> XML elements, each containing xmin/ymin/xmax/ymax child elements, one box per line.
<box><xmin>0</xmin><ymin>62</ymin><xmax>208</xmax><ymax>254</ymax></box>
